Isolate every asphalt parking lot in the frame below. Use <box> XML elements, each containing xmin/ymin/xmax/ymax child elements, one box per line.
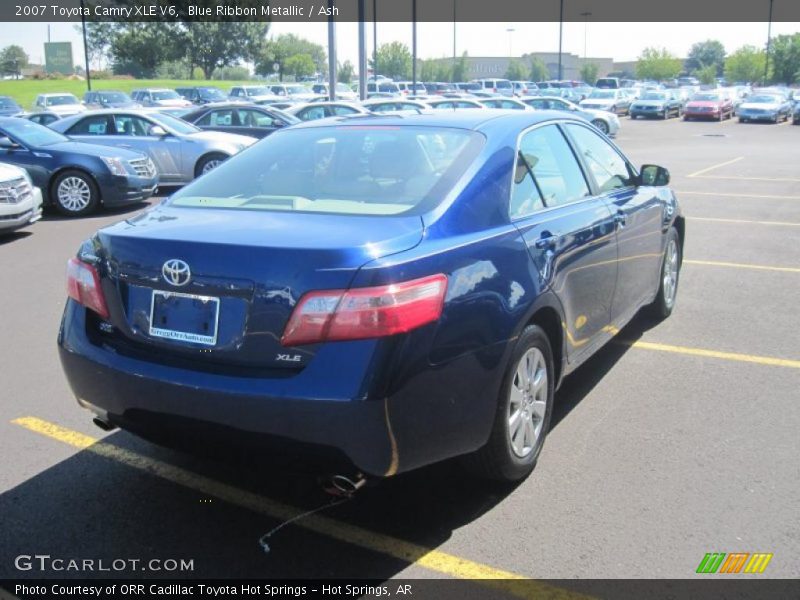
<box><xmin>1</xmin><ymin>115</ymin><xmax>798</xmax><ymax>587</ymax></box>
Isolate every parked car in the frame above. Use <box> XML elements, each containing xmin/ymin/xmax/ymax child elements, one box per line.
<box><xmin>510</xmin><ymin>81</ymin><xmax>537</xmax><ymax>96</ymax></box>
<box><xmin>269</xmin><ymin>84</ymin><xmax>321</xmax><ymax>102</ymax></box>
<box><xmin>20</xmin><ymin>112</ymin><xmax>62</xmax><ymax>126</ymax></box>
<box><xmin>0</xmin><ymin>117</ymin><xmax>157</xmax><ymax>216</ymax></box>
<box><xmin>595</xmin><ymin>77</ymin><xmax>621</xmax><ymax>89</ymax></box>
<box><xmin>737</xmin><ymin>93</ymin><xmax>793</xmax><ymax>123</ymax></box>
<box><xmin>395</xmin><ymin>82</ymin><xmax>428</xmax><ymax>96</ymax></box>
<box><xmin>58</xmin><ymin>111</ymin><xmax>683</xmax><ymax>484</ymax></box>
<box><xmin>683</xmin><ymin>91</ymin><xmax>734</xmax><ymax>121</ymax></box>
<box><xmin>629</xmin><ymin>91</ymin><xmax>683</xmax><ymax>119</ymax></box>
<box><xmin>175</xmin><ymin>86</ymin><xmax>229</xmax><ymax>105</ymax></box>
<box><xmin>426</xmin><ymin>99</ymin><xmax>486</xmax><ymax>110</ymax></box>
<box><xmin>50</xmin><ymin>109</ymin><xmax>256</xmax><ymax>184</ymax></box>
<box><xmin>361</xmin><ymin>99</ymin><xmax>429</xmax><ymax>113</ymax></box>
<box><xmin>521</xmin><ymin>96</ymin><xmax>620</xmax><ymax>136</ymax></box>
<box><xmin>229</xmin><ymin>86</ymin><xmax>283</xmax><ymax>104</ymax></box>
<box><xmin>0</xmin><ymin>162</ymin><xmax>43</xmax><ymax>233</ymax></box>
<box><xmin>32</xmin><ymin>93</ymin><xmax>87</xmax><ymax>117</ymax></box>
<box><xmin>423</xmin><ymin>82</ymin><xmax>458</xmax><ymax>95</ymax></box>
<box><xmin>284</xmin><ymin>102</ymin><xmax>370</xmax><ymax>121</ymax></box>
<box><xmin>131</xmin><ymin>89</ymin><xmax>192</xmax><ymax>109</ymax></box>
<box><xmin>579</xmin><ymin>89</ymin><xmax>631</xmax><ymax>116</ymax></box>
<box><xmin>793</xmin><ymin>102</ymin><xmax>800</xmax><ymax>125</ymax></box>
<box><xmin>361</xmin><ymin>81</ymin><xmax>402</xmax><ymax>96</ymax></box>
<box><xmin>181</xmin><ymin>104</ymin><xmax>299</xmax><ymax>139</ymax></box>
<box><xmin>454</xmin><ymin>82</ymin><xmax>482</xmax><ymax>93</ymax></box>
<box><xmin>478</xmin><ymin>97</ymin><xmax>531</xmax><ymax>110</ymax></box>
<box><xmin>0</xmin><ymin>96</ymin><xmax>23</xmax><ymax>117</ymax></box>
<box><xmin>83</xmin><ymin>90</ymin><xmax>139</xmax><ymax>109</ymax></box>
<box><xmin>473</xmin><ymin>79</ymin><xmax>514</xmax><ymax>97</ymax></box>
<box><xmin>310</xmin><ymin>83</ymin><xmax>358</xmax><ymax>101</ymax></box>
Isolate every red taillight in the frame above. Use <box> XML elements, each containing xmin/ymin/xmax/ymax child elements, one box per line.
<box><xmin>281</xmin><ymin>274</ymin><xmax>448</xmax><ymax>346</ymax></box>
<box><xmin>66</xmin><ymin>257</ymin><xmax>109</xmax><ymax>319</ymax></box>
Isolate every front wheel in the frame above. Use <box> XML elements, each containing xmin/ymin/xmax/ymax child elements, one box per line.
<box><xmin>466</xmin><ymin>325</ymin><xmax>554</xmax><ymax>482</ymax></box>
<box><xmin>51</xmin><ymin>170</ymin><xmax>100</xmax><ymax>217</ymax></box>
<box><xmin>194</xmin><ymin>153</ymin><xmax>228</xmax><ymax>178</ymax></box>
<box><xmin>648</xmin><ymin>227</ymin><xmax>681</xmax><ymax>320</ymax></box>
<box><xmin>592</xmin><ymin>119</ymin><xmax>610</xmax><ymax>135</ymax></box>
<box><xmin>663</xmin><ymin>108</ymin><xmax>669</xmax><ymax>120</ymax></box>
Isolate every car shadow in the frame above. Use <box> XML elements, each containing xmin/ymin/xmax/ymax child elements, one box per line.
<box><xmin>0</xmin><ymin>231</ymin><xmax>32</xmax><ymax>245</ymax></box>
<box><xmin>41</xmin><ymin>200</ymin><xmax>155</xmax><ymax>222</ymax></box>
<box><xmin>0</xmin><ymin>313</ymin><xmax>659</xmax><ymax>582</ymax></box>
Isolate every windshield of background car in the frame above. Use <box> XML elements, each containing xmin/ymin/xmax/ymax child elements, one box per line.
<box><xmin>45</xmin><ymin>95</ymin><xmax>79</xmax><ymax>106</ymax></box>
<box><xmin>246</xmin><ymin>87</ymin><xmax>271</xmax><ymax>96</ymax></box>
<box><xmin>641</xmin><ymin>92</ymin><xmax>667</xmax><ymax>100</ymax></box>
<box><xmin>693</xmin><ymin>93</ymin><xmax>720</xmax><ymax>101</ymax></box>
<box><xmin>147</xmin><ymin>112</ymin><xmax>201</xmax><ymax>134</ymax></box>
<box><xmin>152</xmin><ymin>90</ymin><xmax>181</xmax><ymax>100</ymax></box>
<box><xmin>2</xmin><ymin>118</ymin><xmax>69</xmax><ymax>146</ymax></box>
<box><xmin>98</xmin><ymin>92</ymin><xmax>129</xmax><ymax>103</ymax></box>
<box><xmin>0</xmin><ymin>97</ymin><xmax>19</xmax><ymax>109</ymax></box>
<box><xmin>589</xmin><ymin>91</ymin><xmax>615</xmax><ymax>99</ymax></box>
<box><xmin>169</xmin><ymin>126</ymin><xmax>485</xmax><ymax>216</ymax></box>
<box><xmin>747</xmin><ymin>95</ymin><xmax>780</xmax><ymax>104</ymax></box>
<box><xmin>200</xmin><ymin>88</ymin><xmax>227</xmax><ymax>101</ymax></box>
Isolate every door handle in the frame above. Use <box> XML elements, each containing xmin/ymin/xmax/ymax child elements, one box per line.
<box><xmin>534</xmin><ymin>234</ymin><xmax>559</xmax><ymax>249</ymax></box>
<box><xmin>614</xmin><ymin>212</ymin><xmax>627</xmax><ymax>228</ymax></box>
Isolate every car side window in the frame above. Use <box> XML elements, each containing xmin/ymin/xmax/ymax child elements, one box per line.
<box><xmin>332</xmin><ymin>106</ymin><xmax>358</xmax><ymax>116</ymax></box>
<box><xmin>113</xmin><ymin>115</ymin><xmax>153</xmax><ymax>136</ymax></box>
<box><xmin>68</xmin><ymin>115</ymin><xmax>112</xmax><ymax>135</ymax></box>
<box><xmin>300</xmin><ymin>107</ymin><xmax>326</xmax><ymax>121</ymax></box>
<box><xmin>202</xmin><ymin>109</ymin><xmax>236</xmax><ymax>126</ymax></box>
<box><xmin>514</xmin><ymin>124</ymin><xmax>591</xmax><ymax>211</ymax></box>
<box><xmin>236</xmin><ymin>108</ymin><xmax>275</xmax><ymax>127</ymax></box>
<box><xmin>564</xmin><ymin>123</ymin><xmax>635</xmax><ymax>193</ymax></box>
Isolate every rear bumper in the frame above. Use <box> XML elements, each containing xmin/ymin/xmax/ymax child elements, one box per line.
<box><xmin>58</xmin><ymin>301</ymin><xmax>506</xmax><ymax>476</ymax></box>
<box><xmin>98</xmin><ymin>174</ymin><xmax>159</xmax><ymax>207</ymax></box>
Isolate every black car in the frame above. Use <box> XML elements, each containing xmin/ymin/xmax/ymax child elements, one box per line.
<box><xmin>0</xmin><ymin>117</ymin><xmax>159</xmax><ymax>216</ymax></box>
<box><xmin>181</xmin><ymin>103</ymin><xmax>299</xmax><ymax>139</ymax></box>
<box><xmin>175</xmin><ymin>86</ymin><xmax>229</xmax><ymax>105</ymax></box>
<box><xmin>0</xmin><ymin>96</ymin><xmax>23</xmax><ymax>117</ymax></box>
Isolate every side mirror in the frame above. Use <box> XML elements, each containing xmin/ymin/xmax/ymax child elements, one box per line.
<box><xmin>0</xmin><ymin>136</ymin><xmax>20</xmax><ymax>149</ymax></box>
<box><xmin>640</xmin><ymin>164</ymin><xmax>670</xmax><ymax>187</ymax></box>
<box><xmin>149</xmin><ymin>125</ymin><xmax>167</xmax><ymax>137</ymax></box>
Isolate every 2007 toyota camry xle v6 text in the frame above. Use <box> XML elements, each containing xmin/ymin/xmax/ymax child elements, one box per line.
<box><xmin>58</xmin><ymin>111</ymin><xmax>684</xmax><ymax>483</ymax></box>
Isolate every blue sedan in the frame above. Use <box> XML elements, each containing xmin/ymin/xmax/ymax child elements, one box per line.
<box><xmin>58</xmin><ymin>111</ymin><xmax>684</xmax><ymax>483</ymax></box>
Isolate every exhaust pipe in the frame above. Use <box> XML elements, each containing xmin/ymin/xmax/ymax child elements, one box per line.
<box><xmin>92</xmin><ymin>416</ymin><xmax>117</xmax><ymax>432</ymax></box>
<box><xmin>323</xmin><ymin>473</ymin><xmax>367</xmax><ymax>497</ymax></box>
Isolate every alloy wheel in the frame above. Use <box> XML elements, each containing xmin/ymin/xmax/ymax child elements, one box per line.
<box><xmin>662</xmin><ymin>238</ymin><xmax>679</xmax><ymax>309</ymax></box>
<box><xmin>508</xmin><ymin>347</ymin><xmax>548</xmax><ymax>458</ymax></box>
<box><xmin>57</xmin><ymin>176</ymin><xmax>92</xmax><ymax>212</ymax></box>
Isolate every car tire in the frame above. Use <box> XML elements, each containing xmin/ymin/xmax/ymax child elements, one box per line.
<box><xmin>465</xmin><ymin>325</ymin><xmax>555</xmax><ymax>483</ymax></box>
<box><xmin>663</xmin><ymin>108</ymin><xmax>669</xmax><ymax>120</ymax></box>
<box><xmin>592</xmin><ymin>119</ymin><xmax>609</xmax><ymax>135</ymax></box>
<box><xmin>51</xmin><ymin>170</ymin><xmax>100</xmax><ymax>217</ymax></box>
<box><xmin>194</xmin><ymin>153</ymin><xmax>228</xmax><ymax>178</ymax></box>
<box><xmin>740</xmin><ymin>117</ymin><xmax>747</xmax><ymax>123</ymax></box>
<box><xmin>647</xmin><ymin>227</ymin><xmax>681</xmax><ymax>320</ymax></box>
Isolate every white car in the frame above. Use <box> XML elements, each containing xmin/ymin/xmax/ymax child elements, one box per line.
<box><xmin>520</xmin><ymin>96</ymin><xmax>621</xmax><ymax>136</ymax></box>
<box><xmin>579</xmin><ymin>89</ymin><xmax>631</xmax><ymax>115</ymax></box>
<box><xmin>32</xmin><ymin>93</ymin><xmax>87</xmax><ymax>117</ymax></box>
<box><xmin>0</xmin><ymin>163</ymin><xmax>43</xmax><ymax>234</ymax></box>
<box><xmin>311</xmin><ymin>83</ymin><xmax>358</xmax><ymax>101</ymax></box>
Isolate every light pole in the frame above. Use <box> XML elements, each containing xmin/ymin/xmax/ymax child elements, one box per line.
<box><xmin>372</xmin><ymin>0</ymin><xmax>377</xmax><ymax>79</ymax></box>
<box><xmin>557</xmin><ymin>0</ymin><xmax>564</xmax><ymax>80</ymax></box>
<box><xmin>80</xmin><ymin>0</ymin><xmax>91</xmax><ymax>91</ymax></box>
<box><xmin>412</xmin><ymin>0</ymin><xmax>417</xmax><ymax>91</ymax></box>
<box><xmin>581</xmin><ymin>11</ymin><xmax>591</xmax><ymax>61</ymax></box>
<box><xmin>327</xmin><ymin>0</ymin><xmax>336</xmax><ymax>100</ymax></box>
<box><xmin>358</xmin><ymin>0</ymin><xmax>367</xmax><ymax>100</ymax></box>
<box><xmin>764</xmin><ymin>0</ymin><xmax>774</xmax><ymax>84</ymax></box>
<box><xmin>506</xmin><ymin>27</ymin><xmax>515</xmax><ymax>58</ymax></box>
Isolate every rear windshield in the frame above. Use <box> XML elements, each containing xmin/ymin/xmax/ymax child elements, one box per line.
<box><xmin>589</xmin><ymin>90</ymin><xmax>616</xmax><ymax>99</ymax></box>
<box><xmin>45</xmin><ymin>95</ymin><xmax>79</xmax><ymax>106</ymax></box>
<box><xmin>169</xmin><ymin>126</ymin><xmax>484</xmax><ymax>216</ymax></box>
<box><xmin>693</xmin><ymin>93</ymin><xmax>720</xmax><ymax>101</ymax></box>
<box><xmin>152</xmin><ymin>90</ymin><xmax>181</xmax><ymax>100</ymax></box>
<box><xmin>495</xmin><ymin>80</ymin><xmax>512</xmax><ymax>89</ymax></box>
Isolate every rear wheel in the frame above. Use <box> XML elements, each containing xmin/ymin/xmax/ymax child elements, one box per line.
<box><xmin>663</xmin><ymin>108</ymin><xmax>669</xmax><ymax>119</ymax></box>
<box><xmin>466</xmin><ymin>325</ymin><xmax>554</xmax><ymax>482</ymax></box>
<box><xmin>51</xmin><ymin>170</ymin><xmax>99</xmax><ymax>217</ymax></box>
<box><xmin>194</xmin><ymin>153</ymin><xmax>228</xmax><ymax>178</ymax></box>
<box><xmin>648</xmin><ymin>227</ymin><xmax>681</xmax><ymax>320</ymax></box>
<box><xmin>592</xmin><ymin>119</ymin><xmax>609</xmax><ymax>135</ymax></box>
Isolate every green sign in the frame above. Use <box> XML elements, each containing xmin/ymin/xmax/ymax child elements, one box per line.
<box><xmin>44</xmin><ymin>42</ymin><xmax>74</xmax><ymax>75</ymax></box>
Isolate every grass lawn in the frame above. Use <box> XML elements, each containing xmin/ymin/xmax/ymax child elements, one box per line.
<box><xmin>0</xmin><ymin>79</ymin><xmax>255</xmax><ymax>110</ymax></box>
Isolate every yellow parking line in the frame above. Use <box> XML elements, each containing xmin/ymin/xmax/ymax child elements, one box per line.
<box><xmin>686</xmin><ymin>156</ymin><xmax>744</xmax><ymax>178</ymax></box>
<box><xmin>684</xmin><ymin>259</ymin><xmax>800</xmax><ymax>273</ymax></box>
<box><xmin>621</xmin><ymin>341</ymin><xmax>800</xmax><ymax>369</ymax></box>
<box><xmin>688</xmin><ymin>217</ymin><xmax>800</xmax><ymax>227</ymax></box>
<box><xmin>10</xmin><ymin>416</ymin><xmax>588</xmax><ymax>600</ymax></box>
<box><xmin>676</xmin><ymin>190</ymin><xmax>800</xmax><ymax>200</ymax></box>
<box><xmin>692</xmin><ymin>175</ymin><xmax>800</xmax><ymax>183</ymax></box>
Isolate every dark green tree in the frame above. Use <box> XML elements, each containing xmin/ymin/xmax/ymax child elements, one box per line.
<box><xmin>685</xmin><ymin>40</ymin><xmax>726</xmax><ymax>76</ymax></box>
<box><xmin>369</xmin><ymin>42</ymin><xmax>412</xmax><ymax>80</ymax></box>
<box><xmin>0</xmin><ymin>45</ymin><xmax>28</xmax><ymax>78</ymax></box>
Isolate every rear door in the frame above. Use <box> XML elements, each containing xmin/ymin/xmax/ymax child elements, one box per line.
<box><xmin>563</xmin><ymin>122</ymin><xmax>663</xmax><ymax>324</ymax></box>
<box><xmin>511</xmin><ymin>123</ymin><xmax>618</xmax><ymax>363</ymax></box>
<box><xmin>111</xmin><ymin>114</ymin><xmax>183</xmax><ymax>180</ymax></box>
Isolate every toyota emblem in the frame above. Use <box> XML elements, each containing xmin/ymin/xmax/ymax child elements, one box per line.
<box><xmin>162</xmin><ymin>259</ymin><xmax>191</xmax><ymax>287</ymax></box>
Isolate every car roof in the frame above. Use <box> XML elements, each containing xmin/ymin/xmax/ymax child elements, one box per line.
<box><xmin>286</xmin><ymin>109</ymin><xmax>580</xmax><ymax>133</ymax></box>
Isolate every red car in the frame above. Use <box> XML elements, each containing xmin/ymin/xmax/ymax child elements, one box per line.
<box><xmin>683</xmin><ymin>91</ymin><xmax>734</xmax><ymax>121</ymax></box>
